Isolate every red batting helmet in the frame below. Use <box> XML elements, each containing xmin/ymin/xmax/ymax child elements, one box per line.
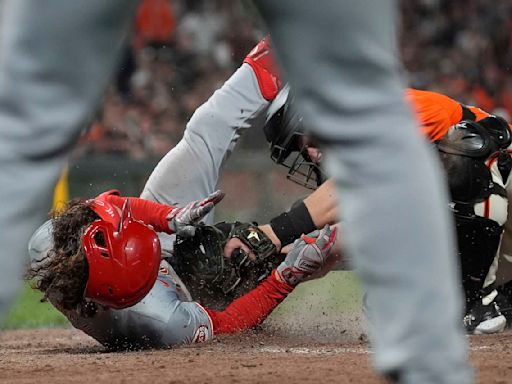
<box><xmin>82</xmin><ymin>196</ymin><xmax>161</xmax><ymax>309</ymax></box>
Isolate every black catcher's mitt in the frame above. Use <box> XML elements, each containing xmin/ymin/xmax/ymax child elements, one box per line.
<box><xmin>170</xmin><ymin>222</ymin><xmax>283</xmax><ymax>310</ymax></box>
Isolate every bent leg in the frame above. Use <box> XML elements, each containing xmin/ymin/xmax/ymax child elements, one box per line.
<box><xmin>141</xmin><ymin>64</ymin><xmax>270</xmax><ymax>217</ymax></box>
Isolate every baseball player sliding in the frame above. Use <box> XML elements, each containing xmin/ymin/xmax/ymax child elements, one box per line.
<box><xmin>28</xmin><ymin>34</ymin><xmax>512</xmax><ymax>354</ymax></box>
<box><xmin>138</xmin><ymin>35</ymin><xmax>512</xmax><ymax>335</ymax></box>
<box><xmin>26</xmin><ymin>38</ymin><xmax>342</xmax><ymax>348</ymax></box>
<box><xmin>28</xmin><ymin>188</ymin><xmax>336</xmax><ymax>349</ymax></box>
<box><xmin>28</xmin><ymin>35</ymin><xmax>512</xmax><ymax>347</ymax></box>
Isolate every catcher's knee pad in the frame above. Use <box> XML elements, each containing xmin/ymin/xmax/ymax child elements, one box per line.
<box><xmin>455</xmin><ymin>213</ymin><xmax>504</xmax><ymax>305</ymax></box>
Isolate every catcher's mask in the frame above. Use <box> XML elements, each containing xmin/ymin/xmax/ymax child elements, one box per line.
<box><xmin>264</xmin><ymin>86</ymin><xmax>326</xmax><ymax>190</ymax></box>
<box><xmin>82</xmin><ymin>194</ymin><xmax>161</xmax><ymax>309</ymax></box>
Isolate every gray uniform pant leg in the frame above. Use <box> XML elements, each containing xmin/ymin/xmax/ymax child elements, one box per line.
<box><xmin>0</xmin><ymin>0</ymin><xmax>138</xmax><ymax>324</ymax></box>
<box><xmin>140</xmin><ymin>64</ymin><xmax>269</xmax><ymax>219</ymax></box>
<box><xmin>255</xmin><ymin>1</ymin><xmax>472</xmax><ymax>383</ymax></box>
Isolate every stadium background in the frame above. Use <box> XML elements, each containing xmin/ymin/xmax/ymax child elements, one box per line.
<box><xmin>69</xmin><ymin>0</ymin><xmax>512</xmax><ymax>220</ymax></box>
<box><xmin>4</xmin><ymin>0</ymin><xmax>512</xmax><ymax>344</ymax></box>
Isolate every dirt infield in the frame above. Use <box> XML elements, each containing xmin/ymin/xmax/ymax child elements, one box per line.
<box><xmin>1</xmin><ymin>328</ymin><xmax>511</xmax><ymax>383</ymax></box>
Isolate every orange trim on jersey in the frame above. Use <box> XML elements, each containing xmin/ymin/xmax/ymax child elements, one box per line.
<box><xmin>484</xmin><ymin>197</ymin><xmax>490</xmax><ymax>219</ymax></box>
<box><xmin>405</xmin><ymin>89</ymin><xmax>494</xmax><ymax>141</ymax></box>
<box><xmin>468</xmin><ymin>105</ymin><xmax>491</xmax><ymax>122</ymax></box>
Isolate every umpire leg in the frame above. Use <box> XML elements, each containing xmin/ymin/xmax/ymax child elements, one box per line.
<box><xmin>255</xmin><ymin>0</ymin><xmax>472</xmax><ymax>383</ymax></box>
<box><xmin>0</xmin><ymin>0</ymin><xmax>138</xmax><ymax>324</ymax></box>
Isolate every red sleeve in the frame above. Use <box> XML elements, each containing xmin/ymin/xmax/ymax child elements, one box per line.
<box><xmin>205</xmin><ymin>271</ymin><xmax>294</xmax><ymax>335</ymax></box>
<box><xmin>105</xmin><ymin>195</ymin><xmax>175</xmax><ymax>234</ymax></box>
<box><xmin>243</xmin><ymin>36</ymin><xmax>282</xmax><ymax>101</ymax></box>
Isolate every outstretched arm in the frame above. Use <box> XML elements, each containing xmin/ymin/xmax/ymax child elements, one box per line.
<box><xmin>105</xmin><ymin>191</ymin><xmax>224</xmax><ymax>234</ymax></box>
<box><xmin>207</xmin><ymin>226</ymin><xmax>336</xmax><ymax>334</ymax></box>
<box><xmin>119</xmin><ymin>228</ymin><xmax>336</xmax><ymax>348</ymax></box>
<box><xmin>260</xmin><ymin>178</ymin><xmax>339</xmax><ymax>251</ymax></box>
<box><xmin>205</xmin><ymin>271</ymin><xmax>293</xmax><ymax>334</ymax></box>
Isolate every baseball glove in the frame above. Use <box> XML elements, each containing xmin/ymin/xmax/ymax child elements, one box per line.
<box><xmin>170</xmin><ymin>222</ymin><xmax>282</xmax><ymax>310</ymax></box>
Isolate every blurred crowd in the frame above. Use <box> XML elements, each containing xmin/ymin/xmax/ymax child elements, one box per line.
<box><xmin>80</xmin><ymin>0</ymin><xmax>512</xmax><ymax>159</ymax></box>
<box><xmin>401</xmin><ymin>0</ymin><xmax>512</xmax><ymax>119</ymax></box>
<box><xmin>80</xmin><ymin>0</ymin><xmax>261</xmax><ymax>158</ymax></box>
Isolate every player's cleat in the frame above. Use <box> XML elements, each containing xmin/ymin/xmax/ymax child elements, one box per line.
<box><xmin>463</xmin><ymin>290</ymin><xmax>507</xmax><ymax>335</ymax></box>
<box><xmin>494</xmin><ymin>291</ymin><xmax>512</xmax><ymax>326</ymax></box>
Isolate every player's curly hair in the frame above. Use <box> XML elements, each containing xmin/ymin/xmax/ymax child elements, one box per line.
<box><xmin>27</xmin><ymin>198</ymin><xmax>99</xmax><ymax>315</ymax></box>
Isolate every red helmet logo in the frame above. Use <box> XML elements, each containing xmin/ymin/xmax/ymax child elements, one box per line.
<box><xmin>82</xmin><ymin>198</ymin><xmax>161</xmax><ymax>309</ymax></box>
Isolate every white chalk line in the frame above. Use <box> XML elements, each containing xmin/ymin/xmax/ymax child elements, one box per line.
<box><xmin>259</xmin><ymin>345</ymin><xmax>491</xmax><ymax>355</ymax></box>
<box><xmin>259</xmin><ymin>346</ymin><xmax>369</xmax><ymax>355</ymax></box>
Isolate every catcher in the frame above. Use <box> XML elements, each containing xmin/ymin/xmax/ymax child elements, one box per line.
<box><xmin>221</xmin><ymin>37</ymin><xmax>512</xmax><ymax>335</ymax></box>
<box><xmin>26</xmin><ymin>36</ymin><xmax>341</xmax><ymax>349</ymax></box>
<box><xmin>28</xmin><ymin>189</ymin><xmax>336</xmax><ymax>349</ymax></box>
<box><xmin>261</xmin><ymin>85</ymin><xmax>512</xmax><ymax>335</ymax></box>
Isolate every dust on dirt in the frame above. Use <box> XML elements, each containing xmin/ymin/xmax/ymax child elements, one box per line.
<box><xmin>1</xmin><ymin>328</ymin><xmax>511</xmax><ymax>384</ymax></box>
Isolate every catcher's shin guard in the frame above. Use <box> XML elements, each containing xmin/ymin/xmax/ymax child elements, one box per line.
<box><xmin>437</xmin><ymin>118</ymin><xmax>512</xmax><ymax>306</ymax></box>
<box><xmin>454</xmin><ymin>213</ymin><xmax>503</xmax><ymax>306</ymax></box>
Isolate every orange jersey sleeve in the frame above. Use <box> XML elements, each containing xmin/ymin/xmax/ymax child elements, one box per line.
<box><xmin>466</xmin><ymin>105</ymin><xmax>491</xmax><ymax>122</ymax></box>
<box><xmin>406</xmin><ymin>88</ymin><xmax>512</xmax><ymax>141</ymax></box>
<box><xmin>405</xmin><ymin>89</ymin><xmax>464</xmax><ymax>141</ymax></box>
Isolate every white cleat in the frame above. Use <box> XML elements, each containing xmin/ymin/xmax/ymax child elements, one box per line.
<box><xmin>465</xmin><ymin>290</ymin><xmax>507</xmax><ymax>335</ymax></box>
<box><xmin>472</xmin><ymin>314</ymin><xmax>506</xmax><ymax>335</ymax></box>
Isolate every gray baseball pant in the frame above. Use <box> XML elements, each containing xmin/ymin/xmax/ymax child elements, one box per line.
<box><xmin>0</xmin><ymin>0</ymin><xmax>138</xmax><ymax>324</ymax></box>
<box><xmin>0</xmin><ymin>2</ymin><xmax>472</xmax><ymax>382</ymax></box>
<box><xmin>255</xmin><ymin>0</ymin><xmax>473</xmax><ymax>383</ymax></box>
